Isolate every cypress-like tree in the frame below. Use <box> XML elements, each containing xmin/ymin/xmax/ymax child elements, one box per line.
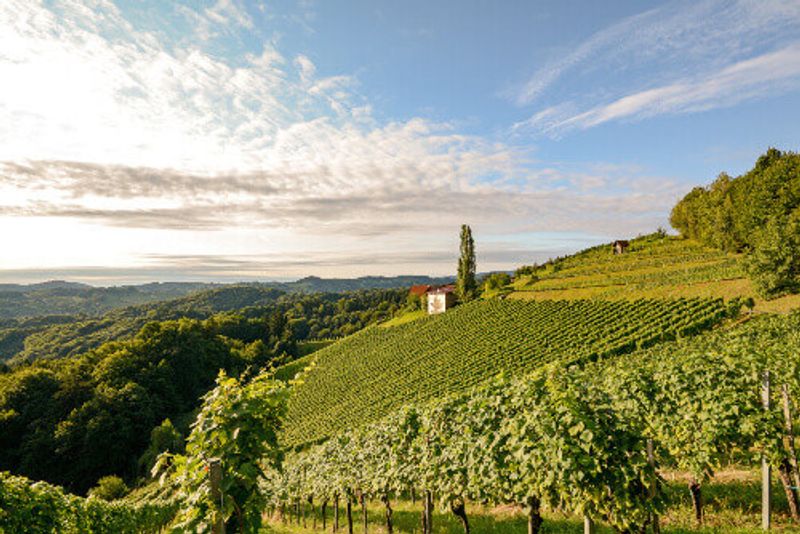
<box><xmin>456</xmin><ymin>224</ymin><xmax>477</xmax><ymax>302</ymax></box>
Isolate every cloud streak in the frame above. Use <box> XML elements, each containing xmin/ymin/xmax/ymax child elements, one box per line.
<box><xmin>0</xmin><ymin>1</ymin><xmax>695</xmax><ymax>281</ymax></box>
<box><xmin>522</xmin><ymin>43</ymin><xmax>800</xmax><ymax>134</ymax></box>
<box><xmin>513</xmin><ymin>0</ymin><xmax>800</xmax><ymax>134</ymax></box>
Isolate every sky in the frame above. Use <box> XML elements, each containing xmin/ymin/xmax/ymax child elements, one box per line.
<box><xmin>1</xmin><ymin>0</ymin><xmax>799</xmax><ymax>285</ymax></box>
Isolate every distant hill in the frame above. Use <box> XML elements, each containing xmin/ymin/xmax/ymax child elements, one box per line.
<box><xmin>0</xmin><ymin>282</ymin><xmax>418</xmax><ymax>363</ymax></box>
<box><xmin>0</xmin><ymin>281</ymin><xmax>218</xmax><ymax>319</ymax></box>
<box><xmin>0</xmin><ymin>276</ymin><xmax>453</xmax><ymax>319</ymax></box>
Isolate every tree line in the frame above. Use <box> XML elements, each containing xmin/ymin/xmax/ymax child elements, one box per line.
<box><xmin>670</xmin><ymin>148</ymin><xmax>800</xmax><ymax>296</ymax></box>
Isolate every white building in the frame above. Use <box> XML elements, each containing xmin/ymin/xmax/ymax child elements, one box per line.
<box><xmin>427</xmin><ymin>285</ymin><xmax>455</xmax><ymax>315</ymax></box>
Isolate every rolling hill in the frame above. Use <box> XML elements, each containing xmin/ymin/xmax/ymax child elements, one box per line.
<box><xmin>278</xmin><ymin>233</ymin><xmax>800</xmax><ymax>448</ymax></box>
<box><xmin>0</xmin><ymin>276</ymin><xmax>452</xmax><ymax>320</ymax></box>
<box><xmin>508</xmin><ymin>233</ymin><xmax>800</xmax><ymax>313</ymax></box>
<box><xmin>280</xmin><ymin>296</ymin><xmax>728</xmax><ymax>447</ymax></box>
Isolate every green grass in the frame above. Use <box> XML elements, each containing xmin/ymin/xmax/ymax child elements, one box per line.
<box><xmin>507</xmin><ymin>234</ymin><xmax>800</xmax><ymax>314</ymax></box>
<box><xmin>263</xmin><ymin>473</ymin><xmax>800</xmax><ymax>533</ymax></box>
<box><xmin>279</xmin><ymin>297</ymin><xmax>726</xmax><ymax>447</ymax></box>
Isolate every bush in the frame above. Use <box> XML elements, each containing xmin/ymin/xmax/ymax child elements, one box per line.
<box><xmin>88</xmin><ymin>475</ymin><xmax>129</xmax><ymax>501</ymax></box>
<box><xmin>0</xmin><ymin>471</ymin><xmax>175</xmax><ymax>533</ymax></box>
<box><xmin>514</xmin><ymin>264</ymin><xmax>537</xmax><ymax>277</ymax></box>
<box><xmin>483</xmin><ymin>272</ymin><xmax>512</xmax><ymax>291</ymax></box>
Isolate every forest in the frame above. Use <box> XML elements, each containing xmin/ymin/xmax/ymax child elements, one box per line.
<box><xmin>0</xmin><ymin>287</ymin><xmax>407</xmax><ymax>494</ymax></box>
<box><xmin>671</xmin><ymin>148</ymin><xmax>800</xmax><ymax>296</ymax></box>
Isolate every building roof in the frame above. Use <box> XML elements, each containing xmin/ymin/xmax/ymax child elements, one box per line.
<box><xmin>408</xmin><ymin>284</ymin><xmax>432</xmax><ymax>297</ymax></box>
<box><xmin>612</xmin><ymin>240</ymin><xmax>630</xmax><ymax>247</ymax></box>
<box><xmin>428</xmin><ymin>284</ymin><xmax>456</xmax><ymax>295</ymax></box>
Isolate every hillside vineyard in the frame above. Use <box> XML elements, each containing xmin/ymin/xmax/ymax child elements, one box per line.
<box><xmin>281</xmin><ymin>297</ymin><xmax>727</xmax><ymax>446</ymax></box>
<box><xmin>271</xmin><ymin>312</ymin><xmax>800</xmax><ymax>534</ymax></box>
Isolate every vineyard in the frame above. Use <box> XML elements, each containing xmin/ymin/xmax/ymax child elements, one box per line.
<box><xmin>280</xmin><ymin>297</ymin><xmax>728</xmax><ymax>447</ymax></box>
<box><xmin>5</xmin><ymin>233</ymin><xmax>800</xmax><ymax>532</ymax></box>
<box><xmin>0</xmin><ymin>472</ymin><xmax>176</xmax><ymax>533</ymax></box>
<box><xmin>507</xmin><ymin>234</ymin><xmax>768</xmax><ymax>303</ymax></box>
<box><xmin>266</xmin><ymin>312</ymin><xmax>800</xmax><ymax>534</ymax></box>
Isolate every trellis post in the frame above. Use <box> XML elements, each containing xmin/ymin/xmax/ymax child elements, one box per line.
<box><xmin>647</xmin><ymin>438</ymin><xmax>660</xmax><ymax>533</ymax></box>
<box><xmin>763</xmin><ymin>371</ymin><xmax>771</xmax><ymax>531</ymax></box>
<box><xmin>209</xmin><ymin>458</ymin><xmax>225</xmax><ymax>534</ymax></box>
<box><xmin>583</xmin><ymin>514</ymin><xmax>594</xmax><ymax>534</ymax></box>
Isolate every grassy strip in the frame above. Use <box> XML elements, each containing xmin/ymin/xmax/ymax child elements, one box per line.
<box><xmin>264</xmin><ymin>473</ymin><xmax>800</xmax><ymax>533</ymax></box>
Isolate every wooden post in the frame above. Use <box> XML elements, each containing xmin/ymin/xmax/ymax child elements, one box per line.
<box><xmin>426</xmin><ymin>490</ymin><xmax>434</xmax><ymax>534</ymax></box>
<box><xmin>209</xmin><ymin>459</ymin><xmax>225</xmax><ymax>534</ymax></box>
<box><xmin>361</xmin><ymin>493</ymin><xmax>368</xmax><ymax>534</ymax></box>
<box><xmin>781</xmin><ymin>384</ymin><xmax>800</xmax><ymax>490</ymax></box>
<box><xmin>647</xmin><ymin>438</ymin><xmax>660</xmax><ymax>533</ymax></box>
<box><xmin>763</xmin><ymin>371</ymin><xmax>771</xmax><ymax>531</ymax></box>
<box><xmin>779</xmin><ymin>384</ymin><xmax>800</xmax><ymax>520</ymax></box>
<box><xmin>334</xmin><ymin>494</ymin><xmax>339</xmax><ymax>532</ymax></box>
<box><xmin>583</xmin><ymin>515</ymin><xmax>594</xmax><ymax>534</ymax></box>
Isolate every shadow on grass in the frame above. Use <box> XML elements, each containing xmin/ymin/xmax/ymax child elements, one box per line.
<box><xmin>266</xmin><ymin>481</ymin><xmax>800</xmax><ymax>534</ymax></box>
<box><xmin>268</xmin><ymin>504</ymin><xmax>611</xmax><ymax>534</ymax></box>
<box><xmin>664</xmin><ymin>477</ymin><xmax>788</xmax><ymax>515</ymax></box>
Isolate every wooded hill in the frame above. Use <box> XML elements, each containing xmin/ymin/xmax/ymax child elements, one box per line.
<box><xmin>0</xmin><ymin>288</ymin><xmax>407</xmax><ymax>493</ymax></box>
<box><xmin>0</xmin><ymin>275</ymin><xmax>452</xmax><ymax>319</ymax></box>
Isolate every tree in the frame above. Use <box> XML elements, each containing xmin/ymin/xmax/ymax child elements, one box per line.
<box><xmin>456</xmin><ymin>225</ymin><xmax>477</xmax><ymax>302</ymax></box>
<box><xmin>483</xmin><ymin>273</ymin><xmax>511</xmax><ymax>291</ymax></box>
<box><xmin>670</xmin><ymin>149</ymin><xmax>800</xmax><ymax>297</ymax></box>
<box><xmin>138</xmin><ymin>418</ymin><xmax>184</xmax><ymax>476</ymax></box>
<box><xmin>745</xmin><ymin>208</ymin><xmax>800</xmax><ymax>297</ymax></box>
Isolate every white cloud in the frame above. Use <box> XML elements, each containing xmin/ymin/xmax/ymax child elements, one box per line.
<box><xmin>294</xmin><ymin>54</ymin><xmax>316</xmax><ymax>82</ymax></box>
<box><xmin>513</xmin><ymin>0</ymin><xmax>800</xmax><ymax>133</ymax></box>
<box><xmin>523</xmin><ymin>43</ymin><xmax>800</xmax><ymax>134</ymax></box>
<box><xmin>204</xmin><ymin>0</ymin><xmax>253</xmax><ymax>29</ymax></box>
<box><xmin>0</xmin><ymin>1</ymin><xmax>685</xmax><ymax>280</ymax></box>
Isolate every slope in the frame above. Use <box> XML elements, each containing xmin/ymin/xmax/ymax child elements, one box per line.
<box><xmin>280</xmin><ymin>297</ymin><xmax>727</xmax><ymax>447</ymax></box>
<box><xmin>508</xmin><ymin>233</ymin><xmax>800</xmax><ymax>313</ymax></box>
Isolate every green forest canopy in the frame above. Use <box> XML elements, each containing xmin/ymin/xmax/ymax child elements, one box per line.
<box><xmin>0</xmin><ymin>288</ymin><xmax>406</xmax><ymax>494</ymax></box>
<box><xmin>671</xmin><ymin>148</ymin><xmax>800</xmax><ymax>297</ymax></box>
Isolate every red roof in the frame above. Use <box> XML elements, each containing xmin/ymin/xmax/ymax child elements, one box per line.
<box><xmin>409</xmin><ymin>284</ymin><xmax>431</xmax><ymax>296</ymax></box>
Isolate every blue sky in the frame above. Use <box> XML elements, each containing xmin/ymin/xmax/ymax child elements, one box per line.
<box><xmin>1</xmin><ymin>0</ymin><xmax>799</xmax><ymax>284</ymax></box>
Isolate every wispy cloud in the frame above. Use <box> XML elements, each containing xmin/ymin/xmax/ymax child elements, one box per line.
<box><xmin>0</xmin><ymin>156</ymin><xmax>683</xmax><ymax>238</ymax></box>
<box><xmin>520</xmin><ymin>43</ymin><xmax>800</xmax><ymax>134</ymax></box>
<box><xmin>0</xmin><ymin>1</ymin><xmax>691</xmax><ymax>281</ymax></box>
<box><xmin>512</xmin><ymin>0</ymin><xmax>800</xmax><ymax>134</ymax></box>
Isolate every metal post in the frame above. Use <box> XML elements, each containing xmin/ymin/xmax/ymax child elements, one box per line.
<box><xmin>209</xmin><ymin>458</ymin><xmax>225</xmax><ymax>534</ymax></box>
<box><xmin>583</xmin><ymin>514</ymin><xmax>594</xmax><ymax>534</ymax></box>
<box><xmin>763</xmin><ymin>371</ymin><xmax>771</xmax><ymax>531</ymax></box>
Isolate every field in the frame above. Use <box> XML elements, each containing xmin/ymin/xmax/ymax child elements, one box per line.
<box><xmin>507</xmin><ymin>234</ymin><xmax>800</xmax><ymax>313</ymax></box>
<box><xmin>271</xmin><ymin>311</ymin><xmax>800</xmax><ymax>534</ymax></box>
<box><xmin>280</xmin><ymin>296</ymin><xmax>727</xmax><ymax>447</ymax></box>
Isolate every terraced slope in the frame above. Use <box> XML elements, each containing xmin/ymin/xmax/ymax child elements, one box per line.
<box><xmin>509</xmin><ymin>234</ymin><xmax>800</xmax><ymax>313</ymax></box>
<box><xmin>281</xmin><ymin>297</ymin><xmax>726</xmax><ymax>446</ymax></box>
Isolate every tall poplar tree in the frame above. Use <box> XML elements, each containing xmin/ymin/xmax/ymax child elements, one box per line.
<box><xmin>456</xmin><ymin>224</ymin><xmax>477</xmax><ymax>302</ymax></box>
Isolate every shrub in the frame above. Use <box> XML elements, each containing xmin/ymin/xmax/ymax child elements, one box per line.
<box><xmin>88</xmin><ymin>475</ymin><xmax>129</xmax><ymax>501</ymax></box>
